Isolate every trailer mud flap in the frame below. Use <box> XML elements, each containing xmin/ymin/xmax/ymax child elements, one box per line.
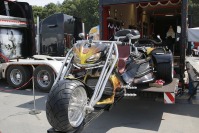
<box><xmin>164</xmin><ymin>92</ymin><xmax>175</xmax><ymax>104</ymax></box>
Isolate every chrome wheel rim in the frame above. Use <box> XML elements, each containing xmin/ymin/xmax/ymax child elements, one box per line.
<box><xmin>10</xmin><ymin>69</ymin><xmax>22</xmax><ymax>85</ymax></box>
<box><xmin>68</xmin><ymin>86</ymin><xmax>87</xmax><ymax>127</ymax></box>
<box><xmin>37</xmin><ymin>70</ymin><xmax>51</xmax><ymax>87</ymax></box>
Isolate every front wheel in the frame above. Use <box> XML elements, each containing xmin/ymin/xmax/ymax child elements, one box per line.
<box><xmin>46</xmin><ymin>79</ymin><xmax>88</xmax><ymax>132</ymax></box>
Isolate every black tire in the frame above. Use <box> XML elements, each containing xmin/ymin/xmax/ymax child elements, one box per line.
<box><xmin>0</xmin><ymin>57</ymin><xmax>6</xmax><ymax>63</ymax></box>
<box><xmin>156</xmin><ymin>61</ymin><xmax>173</xmax><ymax>82</ymax></box>
<box><xmin>6</xmin><ymin>65</ymin><xmax>31</xmax><ymax>89</ymax></box>
<box><xmin>33</xmin><ymin>66</ymin><xmax>55</xmax><ymax>92</ymax></box>
<box><xmin>46</xmin><ymin>79</ymin><xmax>87</xmax><ymax>132</ymax></box>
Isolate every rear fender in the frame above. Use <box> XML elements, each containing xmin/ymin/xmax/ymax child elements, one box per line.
<box><xmin>152</xmin><ymin>50</ymin><xmax>173</xmax><ymax>64</ymax></box>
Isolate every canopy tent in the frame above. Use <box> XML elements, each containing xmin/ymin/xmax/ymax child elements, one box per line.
<box><xmin>136</xmin><ymin>0</ymin><xmax>181</xmax><ymax>8</ymax></box>
<box><xmin>188</xmin><ymin>27</ymin><xmax>199</xmax><ymax>42</ymax></box>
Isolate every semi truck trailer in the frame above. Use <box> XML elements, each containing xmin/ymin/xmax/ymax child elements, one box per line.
<box><xmin>0</xmin><ymin>0</ymin><xmax>82</xmax><ymax>92</ymax></box>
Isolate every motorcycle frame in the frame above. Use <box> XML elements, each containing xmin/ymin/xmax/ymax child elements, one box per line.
<box><xmin>53</xmin><ymin>41</ymin><xmax>119</xmax><ymax>112</ymax></box>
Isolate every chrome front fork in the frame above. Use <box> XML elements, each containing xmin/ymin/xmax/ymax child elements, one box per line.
<box><xmin>53</xmin><ymin>42</ymin><xmax>119</xmax><ymax>112</ymax></box>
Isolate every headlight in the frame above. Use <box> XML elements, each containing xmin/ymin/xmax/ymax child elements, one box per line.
<box><xmin>86</xmin><ymin>52</ymin><xmax>101</xmax><ymax>62</ymax></box>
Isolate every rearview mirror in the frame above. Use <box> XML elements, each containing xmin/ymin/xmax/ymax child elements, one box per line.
<box><xmin>79</xmin><ymin>33</ymin><xmax>85</xmax><ymax>39</ymax></box>
<box><xmin>157</xmin><ymin>35</ymin><xmax>161</xmax><ymax>40</ymax></box>
<box><xmin>176</xmin><ymin>26</ymin><xmax>181</xmax><ymax>41</ymax></box>
<box><xmin>177</xmin><ymin>26</ymin><xmax>181</xmax><ymax>33</ymax></box>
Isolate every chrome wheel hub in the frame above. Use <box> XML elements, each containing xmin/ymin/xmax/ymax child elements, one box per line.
<box><xmin>10</xmin><ymin>69</ymin><xmax>22</xmax><ymax>85</ymax></box>
<box><xmin>68</xmin><ymin>86</ymin><xmax>87</xmax><ymax>127</ymax></box>
<box><xmin>37</xmin><ymin>70</ymin><xmax>51</xmax><ymax>87</ymax></box>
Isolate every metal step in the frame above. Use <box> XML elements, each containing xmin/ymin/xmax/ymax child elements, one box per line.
<box><xmin>124</xmin><ymin>93</ymin><xmax>137</xmax><ymax>97</ymax></box>
<box><xmin>121</xmin><ymin>85</ymin><xmax>137</xmax><ymax>90</ymax></box>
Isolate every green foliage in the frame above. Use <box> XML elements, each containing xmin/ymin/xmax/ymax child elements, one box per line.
<box><xmin>32</xmin><ymin>0</ymin><xmax>199</xmax><ymax>31</ymax></box>
<box><xmin>32</xmin><ymin>3</ymin><xmax>61</xmax><ymax>22</ymax></box>
<box><xmin>190</xmin><ymin>0</ymin><xmax>199</xmax><ymax>5</ymax></box>
<box><xmin>42</xmin><ymin>3</ymin><xmax>61</xmax><ymax>18</ymax></box>
<box><xmin>78</xmin><ymin>0</ymin><xmax>99</xmax><ymax>32</ymax></box>
<box><xmin>32</xmin><ymin>6</ymin><xmax>43</xmax><ymax>22</ymax></box>
<box><xmin>32</xmin><ymin>0</ymin><xmax>99</xmax><ymax>32</ymax></box>
<box><xmin>189</xmin><ymin>0</ymin><xmax>199</xmax><ymax>27</ymax></box>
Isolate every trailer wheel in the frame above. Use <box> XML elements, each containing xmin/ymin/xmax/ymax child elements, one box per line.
<box><xmin>6</xmin><ymin>65</ymin><xmax>31</xmax><ymax>89</ymax></box>
<box><xmin>156</xmin><ymin>61</ymin><xmax>173</xmax><ymax>82</ymax></box>
<box><xmin>33</xmin><ymin>66</ymin><xmax>55</xmax><ymax>92</ymax></box>
<box><xmin>46</xmin><ymin>79</ymin><xmax>87</xmax><ymax>132</ymax></box>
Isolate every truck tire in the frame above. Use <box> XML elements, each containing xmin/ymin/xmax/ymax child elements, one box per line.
<box><xmin>0</xmin><ymin>57</ymin><xmax>6</xmax><ymax>63</ymax></box>
<box><xmin>6</xmin><ymin>65</ymin><xmax>31</xmax><ymax>89</ymax></box>
<box><xmin>33</xmin><ymin>66</ymin><xmax>55</xmax><ymax>92</ymax></box>
<box><xmin>46</xmin><ymin>79</ymin><xmax>87</xmax><ymax>132</ymax></box>
<box><xmin>156</xmin><ymin>61</ymin><xmax>173</xmax><ymax>82</ymax></box>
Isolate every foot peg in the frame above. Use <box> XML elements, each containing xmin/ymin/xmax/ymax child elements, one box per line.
<box><xmin>121</xmin><ymin>85</ymin><xmax>137</xmax><ymax>90</ymax></box>
<box><xmin>124</xmin><ymin>93</ymin><xmax>137</xmax><ymax>97</ymax></box>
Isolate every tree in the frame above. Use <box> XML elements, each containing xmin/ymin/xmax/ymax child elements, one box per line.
<box><xmin>32</xmin><ymin>0</ymin><xmax>99</xmax><ymax>31</ymax></box>
<box><xmin>61</xmin><ymin>0</ymin><xmax>81</xmax><ymax>17</ymax></box>
<box><xmin>32</xmin><ymin>3</ymin><xmax>61</xmax><ymax>22</ymax></box>
<box><xmin>78</xmin><ymin>0</ymin><xmax>99</xmax><ymax>32</ymax></box>
<box><xmin>42</xmin><ymin>3</ymin><xmax>60</xmax><ymax>19</ymax></box>
<box><xmin>60</xmin><ymin>0</ymin><xmax>99</xmax><ymax>32</ymax></box>
<box><xmin>32</xmin><ymin>6</ymin><xmax>44</xmax><ymax>22</ymax></box>
<box><xmin>189</xmin><ymin>0</ymin><xmax>199</xmax><ymax>27</ymax></box>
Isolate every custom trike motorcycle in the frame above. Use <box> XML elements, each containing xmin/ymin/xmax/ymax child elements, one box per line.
<box><xmin>46</xmin><ymin>29</ymin><xmax>173</xmax><ymax>132</ymax></box>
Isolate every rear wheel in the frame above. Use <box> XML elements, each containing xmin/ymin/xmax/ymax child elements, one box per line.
<box><xmin>33</xmin><ymin>66</ymin><xmax>55</xmax><ymax>92</ymax></box>
<box><xmin>46</xmin><ymin>79</ymin><xmax>87</xmax><ymax>132</ymax></box>
<box><xmin>156</xmin><ymin>61</ymin><xmax>173</xmax><ymax>82</ymax></box>
<box><xmin>6</xmin><ymin>65</ymin><xmax>31</xmax><ymax>89</ymax></box>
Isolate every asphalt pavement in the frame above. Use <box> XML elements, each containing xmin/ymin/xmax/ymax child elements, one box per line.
<box><xmin>0</xmin><ymin>79</ymin><xmax>199</xmax><ymax>133</ymax></box>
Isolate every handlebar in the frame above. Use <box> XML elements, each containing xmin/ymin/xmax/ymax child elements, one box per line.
<box><xmin>139</xmin><ymin>38</ymin><xmax>162</xmax><ymax>45</ymax></box>
<box><xmin>149</xmin><ymin>39</ymin><xmax>162</xmax><ymax>45</ymax></box>
<box><xmin>92</xmin><ymin>40</ymin><xmax>132</xmax><ymax>46</ymax></box>
<box><xmin>116</xmin><ymin>42</ymin><xmax>131</xmax><ymax>46</ymax></box>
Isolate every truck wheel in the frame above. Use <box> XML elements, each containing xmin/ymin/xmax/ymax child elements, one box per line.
<box><xmin>46</xmin><ymin>79</ymin><xmax>87</xmax><ymax>132</ymax></box>
<box><xmin>6</xmin><ymin>65</ymin><xmax>31</xmax><ymax>89</ymax></box>
<box><xmin>33</xmin><ymin>66</ymin><xmax>55</xmax><ymax>92</ymax></box>
<box><xmin>156</xmin><ymin>61</ymin><xmax>173</xmax><ymax>82</ymax></box>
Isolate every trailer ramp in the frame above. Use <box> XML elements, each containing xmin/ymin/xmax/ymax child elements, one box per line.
<box><xmin>186</xmin><ymin>57</ymin><xmax>199</xmax><ymax>102</ymax></box>
<box><xmin>136</xmin><ymin>78</ymin><xmax>179</xmax><ymax>104</ymax></box>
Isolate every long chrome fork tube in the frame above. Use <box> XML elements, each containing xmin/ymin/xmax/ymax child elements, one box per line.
<box><xmin>88</xmin><ymin>42</ymin><xmax>119</xmax><ymax>108</ymax></box>
<box><xmin>53</xmin><ymin>49</ymin><xmax>73</xmax><ymax>86</ymax></box>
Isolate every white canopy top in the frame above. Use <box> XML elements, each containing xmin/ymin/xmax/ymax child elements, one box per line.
<box><xmin>188</xmin><ymin>27</ymin><xmax>199</xmax><ymax>42</ymax></box>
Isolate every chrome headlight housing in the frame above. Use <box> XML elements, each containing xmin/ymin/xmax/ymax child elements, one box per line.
<box><xmin>86</xmin><ymin>52</ymin><xmax>101</xmax><ymax>63</ymax></box>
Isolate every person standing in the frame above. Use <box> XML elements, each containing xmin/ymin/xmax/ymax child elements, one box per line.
<box><xmin>166</xmin><ymin>25</ymin><xmax>175</xmax><ymax>53</ymax></box>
